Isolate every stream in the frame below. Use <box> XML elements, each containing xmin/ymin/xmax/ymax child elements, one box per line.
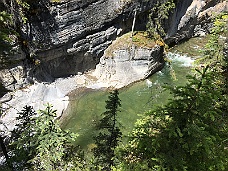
<box><xmin>60</xmin><ymin>51</ymin><xmax>195</xmax><ymax>150</ymax></box>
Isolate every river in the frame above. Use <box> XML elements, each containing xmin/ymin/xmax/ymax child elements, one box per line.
<box><xmin>60</xmin><ymin>50</ymin><xmax>196</xmax><ymax>150</ymax></box>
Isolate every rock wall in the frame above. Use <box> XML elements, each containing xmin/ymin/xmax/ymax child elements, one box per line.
<box><xmin>0</xmin><ymin>0</ymin><xmax>227</xmax><ymax>91</ymax></box>
<box><xmin>23</xmin><ymin>0</ymin><xmax>228</xmax><ymax>78</ymax></box>
<box><xmin>0</xmin><ymin>0</ymin><xmax>156</xmax><ymax>90</ymax></box>
<box><xmin>92</xmin><ymin>43</ymin><xmax>164</xmax><ymax>88</ymax></box>
<box><xmin>166</xmin><ymin>0</ymin><xmax>228</xmax><ymax>44</ymax></box>
<box><xmin>25</xmin><ymin>0</ymin><xmax>156</xmax><ymax>80</ymax></box>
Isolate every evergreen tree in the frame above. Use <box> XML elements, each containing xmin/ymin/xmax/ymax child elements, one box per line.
<box><xmin>0</xmin><ymin>9</ymin><xmax>16</xmax><ymax>68</ymax></box>
<box><xmin>121</xmin><ymin>66</ymin><xmax>227</xmax><ymax>171</ymax></box>
<box><xmin>31</xmin><ymin>104</ymin><xmax>84</xmax><ymax>170</ymax></box>
<box><xmin>146</xmin><ymin>0</ymin><xmax>175</xmax><ymax>41</ymax></box>
<box><xmin>0</xmin><ymin>121</ymin><xmax>10</xmax><ymax>168</ymax></box>
<box><xmin>9</xmin><ymin>104</ymin><xmax>85</xmax><ymax>170</ymax></box>
<box><xmin>120</xmin><ymin>13</ymin><xmax>228</xmax><ymax>171</ymax></box>
<box><xmin>93</xmin><ymin>90</ymin><xmax>122</xmax><ymax>171</ymax></box>
<box><xmin>9</xmin><ymin>105</ymin><xmax>36</xmax><ymax>170</ymax></box>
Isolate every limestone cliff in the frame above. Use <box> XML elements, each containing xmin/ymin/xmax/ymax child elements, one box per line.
<box><xmin>0</xmin><ymin>0</ymin><xmax>227</xmax><ymax>137</ymax></box>
<box><xmin>0</xmin><ymin>0</ymin><xmax>227</xmax><ymax>90</ymax></box>
<box><xmin>167</xmin><ymin>0</ymin><xmax>228</xmax><ymax>44</ymax></box>
<box><xmin>92</xmin><ymin>32</ymin><xmax>165</xmax><ymax>88</ymax></box>
<box><xmin>17</xmin><ymin>0</ymin><xmax>156</xmax><ymax>81</ymax></box>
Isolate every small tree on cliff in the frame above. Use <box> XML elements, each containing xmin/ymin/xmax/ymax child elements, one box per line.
<box><xmin>93</xmin><ymin>89</ymin><xmax>122</xmax><ymax>171</ymax></box>
<box><xmin>146</xmin><ymin>0</ymin><xmax>175</xmax><ymax>41</ymax></box>
<box><xmin>0</xmin><ymin>9</ymin><xmax>18</xmax><ymax>69</ymax></box>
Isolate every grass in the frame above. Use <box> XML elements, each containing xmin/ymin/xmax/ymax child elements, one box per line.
<box><xmin>131</xmin><ymin>31</ymin><xmax>157</xmax><ymax>48</ymax></box>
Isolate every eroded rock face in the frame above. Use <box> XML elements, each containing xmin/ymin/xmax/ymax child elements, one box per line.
<box><xmin>24</xmin><ymin>0</ymin><xmax>228</xmax><ymax>80</ymax></box>
<box><xmin>0</xmin><ymin>0</ymin><xmax>152</xmax><ymax>90</ymax></box>
<box><xmin>0</xmin><ymin>0</ymin><xmax>227</xmax><ymax>90</ymax></box>
<box><xmin>28</xmin><ymin>0</ymin><xmax>155</xmax><ymax>80</ymax></box>
<box><xmin>92</xmin><ymin>45</ymin><xmax>164</xmax><ymax>88</ymax></box>
<box><xmin>0</xmin><ymin>63</ymin><xmax>36</xmax><ymax>91</ymax></box>
<box><xmin>166</xmin><ymin>0</ymin><xmax>228</xmax><ymax>44</ymax></box>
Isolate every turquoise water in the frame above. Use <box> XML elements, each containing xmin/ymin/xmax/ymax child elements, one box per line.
<box><xmin>61</xmin><ymin>52</ymin><xmax>194</xmax><ymax>150</ymax></box>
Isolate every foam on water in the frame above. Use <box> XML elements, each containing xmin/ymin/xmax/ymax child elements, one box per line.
<box><xmin>157</xmin><ymin>71</ymin><xmax>164</xmax><ymax>76</ymax></box>
<box><xmin>146</xmin><ymin>79</ymin><xmax>152</xmax><ymax>88</ymax></box>
<box><xmin>167</xmin><ymin>52</ymin><xmax>195</xmax><ymax>67</ymax></box>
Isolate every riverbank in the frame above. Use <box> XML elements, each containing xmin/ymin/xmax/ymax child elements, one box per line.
<box><xmin>0</xmin><ymin>32</ymin><xmax>209</xmax><ymax>135</ymax></box>
<box><xmin>0</xmin><ymin>33</ymin><xmax>165</xmax><ymax>133</ymax></box>
<box><xmin>0</xmin><ymin>47</ymin><xmax>195</xmax><ymax>134</ymax></box>
<box><xmin>0</xmin><ymin>62</ymin><xmax>160</xmax><ymax>133</ymax></box>
<box><xmin>60</xmin><ymin>51</ymin><xmax>196</xmax><ymax>151</ymax></box>
<box><xmin>0</xmin><ymin>72</ymin><xmax>97</xmax><ymax>127</ymax></box>
<box><xmin>0</xmin><ymin>33</ymin><xmax>202</xmax><ymax>135</ymax></box>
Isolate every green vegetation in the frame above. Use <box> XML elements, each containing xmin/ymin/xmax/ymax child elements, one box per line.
<box><xmin>146</xmin><ymin>0</ymin><xmax>175</xmax><ymax>41</ymax></box>
<box><xmin>120</xmin><ymin>65</ymin><xmax>228</xmax><ymax>170</ymax></box>
<box><xmin>93</xmin><ymin>90</ymin><xmax>122</xmax><ymax>170</ymax></box>
<box><xmin>0</xmin><ymin>1</ymin><xmax>227</xmax><ymax>170</ymax></box>
<box><xmin>197</xmin><ymin>13</ymin><xmax>228</xmax><ymax>66</ymax></box>
<box><xmin>131</xmin><ymin>31</ymin><xmax>157</xmax><ymax>48</ymax></box>
<box><xmin>0</xmin><ymin>10</ymin><xmax>16</xmax><ymax>69</ymax></box>
<box><xmin>8</xmin><ymin>105</ymin><xmax>84</xmax><ymax>171</ymax></box>
<box><xmin>118</xmin><ymin>12</ymin><xmax>228</xmax><ymax>171</ymax></box>
<box><xmin>0</xmin><ymin>0</ymin><xmax>30</xmax><ymax>68</ymax></box>
<box><xmin>104</xmin><ymin>32</ymin><xmax>156</xmax><ymax>57</ymax></box>
<box><xmin>0</xmin><ymin>0</ymin><xmax>49</xmax><ymax>68</ymax></box>
<box><xmin>9</xmin><ymin>106</ymin><xmax>36</xmax><ymax>170</ymax></box>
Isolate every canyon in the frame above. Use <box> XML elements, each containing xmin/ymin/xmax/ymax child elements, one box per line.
<box><xmin>0</xmin><ymin>0</ymin><xmax>227</xmax><ymax>132</ymax></box>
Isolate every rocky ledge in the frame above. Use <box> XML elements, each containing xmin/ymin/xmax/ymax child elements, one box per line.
<box><xmin>1</xmin><ymin>0</ymin><xmax>227</xmax><ymax>91</ymax></box>
<box><xmin>0</xmin><ymin>0</ymin><xmax>228</xmax><ymax>134</ymax></box>
<box><xmin>91</xmin><ymin>32</ymin><xmax>165</xmax><ymax>88</ymax></box>
<box><xmin>0</xmin><ymin>32</ymin><xmax>164</xmax><ymax>132</ymax></box>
